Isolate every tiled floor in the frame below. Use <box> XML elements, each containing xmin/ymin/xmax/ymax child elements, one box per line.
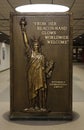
<box><xmin>0</xmin><ymin>63</ymin><xmax>84</xmax><ymax>130</ymax></box>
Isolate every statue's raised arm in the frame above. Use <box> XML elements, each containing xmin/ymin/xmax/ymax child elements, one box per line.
<box><xmin>20</xmin><ymin>17</ymin><xmax>29</xmax><ymax>49</ymax></box>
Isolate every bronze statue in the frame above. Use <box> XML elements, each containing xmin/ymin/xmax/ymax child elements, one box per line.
<box><xmin>20</xmin><ymin>17</ymin><xmax>54</xmax><ymax>112</ymax></box>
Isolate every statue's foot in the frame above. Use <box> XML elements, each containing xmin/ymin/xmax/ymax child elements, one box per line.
<box><xmin>40</xmin><ymin>108</ymin><xmax>47</xmax><ymax>112</ymax></box>
<box><xmin>23</xmin><ymin>108</ymin><xmax>29</xmax><ymax>112</ymax></box>
<box><xmin>35</xmin><ymin>106</ymin><xmax>39</xmax><ymax>110</ymax></box>
<box><xmin>24</xmin><ymin>107</ymin><xmax>35</xmax><ymax>112</ymax></box>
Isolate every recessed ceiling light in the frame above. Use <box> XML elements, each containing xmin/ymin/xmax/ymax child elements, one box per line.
<box><xmin>15</xmin><ymin>4</ymin><xmax>69</xmax><ymax>13</ymax></box>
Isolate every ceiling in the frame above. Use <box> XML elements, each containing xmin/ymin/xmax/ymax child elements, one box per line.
<box><xmin>0</xmin><ymin>0</ymin><xmax>84</xmax><ymax>40</ymax></box>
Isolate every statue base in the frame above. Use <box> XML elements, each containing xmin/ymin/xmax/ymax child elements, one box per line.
<box><xmin>10</xmin><ymin>111</ymin><xmax>73</xmax><ymax>120</ymax></box>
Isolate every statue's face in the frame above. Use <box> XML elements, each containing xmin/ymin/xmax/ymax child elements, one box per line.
<box><xmin>33</xmin><ymin>43</ymin><xmax>39</xmax><ymax>52</ymax></box>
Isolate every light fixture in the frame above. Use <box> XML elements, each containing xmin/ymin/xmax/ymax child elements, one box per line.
<box><xmin>2</xmin><ymin>42</ymin><xmax>6</xmax><ymax>48</ymax></box>
<box><xmin>15</xmin><ymin>4</ymin><xmax>69</xmax><ymax>13</ymax></box>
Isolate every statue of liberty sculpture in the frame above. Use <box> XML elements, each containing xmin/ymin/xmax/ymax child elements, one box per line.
<box><xmin>20</xmin><ymin>17</ymin><xmax>54</xmax><ymax>112</ymax></box>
